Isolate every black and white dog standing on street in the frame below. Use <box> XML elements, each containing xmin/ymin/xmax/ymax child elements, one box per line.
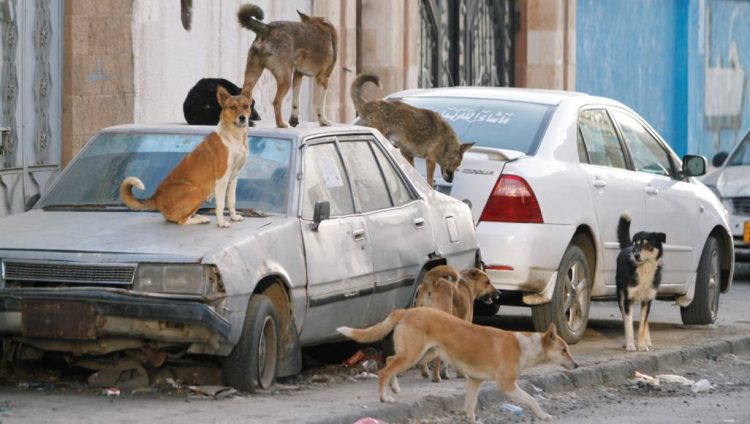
<box><xmin>616</xmin><ymin>213</ymin><xmax>666</xmax><ymax>352</ymax></box>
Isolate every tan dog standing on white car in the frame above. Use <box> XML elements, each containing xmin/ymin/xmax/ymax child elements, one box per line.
<box><xmin>351</xmin><ymin>73</ymin><xmax>474</xmax><ymax>187</ymax></box>
<box><xmin>338</xmin><ymin>308</ymin><xmax>578</xmax><ymax>422</ymax></box>
<box><xmin>415</xmin><ymin>265</ymin><xmax>499</xmax><ymax>381</ymax></box>
<box><xmin>120</xmin><ymin>86</ymin><xmax>250</xmax><ymax>227</ymax></box>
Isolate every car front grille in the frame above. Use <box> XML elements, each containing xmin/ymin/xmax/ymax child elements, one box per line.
<box><xmin>1</xmin><ymin>260</ymin><xmax>136</xmax><ymax>286</ymax></box>
<box><xmin>731</xmin><ymin>197</ymin><xmax>750</xmax><ymax>216</ymax></box>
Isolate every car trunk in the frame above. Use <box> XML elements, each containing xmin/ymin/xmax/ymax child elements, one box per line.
<box><xmin>415</xmin><ymin>147</ymin><xmax>517</xmax><ymax>225</ymax></box>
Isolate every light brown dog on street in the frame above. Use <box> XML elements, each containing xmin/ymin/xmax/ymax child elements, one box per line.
<box><xmin>237</xmin><ymin>3</ymin><xmax>337</xmax><ymax>128</ymax></box>
<box><xmin>414</xmin><ymin>265</ymin><xmax>499</xmax><ymax>381</ymax></box>
<box><xmin>351</xmin><ymin>73</ymin><xmax>474</xmax><ymax>187</ymax></box>
<box><xmin>338</xmin><ymin>308</ymin><xmax>578</xmax><ymax>422</ymax></box>
<box><xmin>120</xmin><ymin>86</ymin><xmax>250</xmax><ymax>228</ymax></box>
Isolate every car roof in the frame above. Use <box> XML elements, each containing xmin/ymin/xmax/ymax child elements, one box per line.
<box><xmin>99</xmin><ymin>122</ymin><xmax>378</xmax><ymax>140</ymax></box>
<box><xmin>387</xmin><ymin>86</ymin><xmax>630</xmax><ymax>110</ymax></box>
<box><xmin>387</xmin><ymin>86</ymin><xmax>589</xmax><ymax>105</ymax></box>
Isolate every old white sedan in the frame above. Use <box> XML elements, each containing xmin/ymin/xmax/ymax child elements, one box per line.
<box><xmin>0</xmin><ymin>123</ymin><xmax>479</xmax><ymax>392</ymax></box>
<box><xmin>386</xmin><ymin>87</ymin><xmax>734</xmax><ymax>343</ymax></box>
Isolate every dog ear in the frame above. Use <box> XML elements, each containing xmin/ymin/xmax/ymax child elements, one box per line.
<box><xmin>459</xmin><ymin>142</ymin><xmax>475</xmax><ymax>153</ymax></box>
<box><xmin>656</xmin><ymin>233</ymin><xmax>666</xmax><ymax>244</ymax></box>
<box><xmin>216</xmin><ymin>85</ymin><xmax>231</xmax><ymax>106</ymax></box>
<box><xmin>546</xmin><ymin>323</ymin><xmax>557</xmax><ymax>337</ymax></box>
<box><xmin>296</xmin><ymin>10</ymin><xmax>310</xmax><ymax>22</ymax></box>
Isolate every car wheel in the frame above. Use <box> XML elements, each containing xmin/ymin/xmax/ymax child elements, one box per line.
<box><xmin>681</xmin><ymin>236</ymin><xmax>721</xmax><ymax>325</ymax></box>
<box><xmin>531</xmin><ymin>243</ymin><xmax>591</xmax><ymax>344</ymax></box>
<box><xmin>473</xmin><ymin>299</ymin><xmax>501</xmax><ymax>317</ymax></box>
<box><xmin>223</xmin><ymin>294</ymin><xmax>279</xmax><ymax>392</ymax></box>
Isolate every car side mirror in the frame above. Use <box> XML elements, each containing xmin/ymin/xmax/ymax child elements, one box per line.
<box><xmin>311</xmin><ymin>200</ymin><xmax>330</xmax><ymax>231</ymax></box>
<box><xmin>712</xmin><ymin>151</ymin><xmax>728</xmax><ymax>167</ymax></box>
<box><xmin>682</xmin><ymin>155</ymin><xmax>707</xmax><ymax>177</ymax></box>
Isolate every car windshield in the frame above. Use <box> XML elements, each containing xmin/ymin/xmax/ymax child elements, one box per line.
<box><xmin>396</xmin><ymin>96</ymin><xmax>554</xmax><ymax>155</ymax></box>
<box><xmin>40</xmin><ymin>131</ymin><xmax>293</xmax><ymax>214</ymax></box>
<box><xmin>727</xmin><ymin>135</ymin><xmax>750</xmax><ymax>166</ymax></box>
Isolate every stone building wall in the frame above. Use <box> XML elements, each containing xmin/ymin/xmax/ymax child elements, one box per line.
<box><xmin>63</xmin><ymin>0</ymin><xmax>134</xmax><ymax>164</ymax></box>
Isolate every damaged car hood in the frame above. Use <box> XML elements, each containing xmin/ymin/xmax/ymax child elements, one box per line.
<box><xmin>0</xmin><ymin>210</ymin><xmax>282</xmax><ymax>262</ymax></box>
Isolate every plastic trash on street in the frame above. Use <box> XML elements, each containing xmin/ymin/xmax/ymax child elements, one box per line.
<box><xmin>501</xmin><ymin>402</ymin><xmax>524</xmax><ymax>417</ymax></box>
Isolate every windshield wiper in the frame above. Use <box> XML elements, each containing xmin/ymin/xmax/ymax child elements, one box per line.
<box><xmin>42</xmin><ymin>203</ymin><xmax>129</xmax><ymax>211</ymax></box>
<box><xmin>196</xmin><ymin>207</ymin><xmax>269</xmax><ymax>218</ymax></box>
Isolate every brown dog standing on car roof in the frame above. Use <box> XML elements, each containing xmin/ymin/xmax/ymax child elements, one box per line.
<box><xmin>120</xmin><ymin>86</ymin><xmax>250</xmax><ymax>228</ymax></box>
<box><xmin>414</xmin><ymin>265</ymin><xmax>499</xmax><ymax>382</ymax></box>
<box><xmin>237</xmin><ymin>3</ymin><xmax>337</xmax><ymax>128</ymax></box>
<box><xmin>351</xmin><ymin>73</ymin><xmax>474</xmax><ymax>187</ymax></box>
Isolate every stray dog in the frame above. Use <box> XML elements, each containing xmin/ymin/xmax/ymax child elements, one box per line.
<box><xmin>120</xmin><ymin>86</ymin><xmax>250</xmax><ymax>228</ymax></box>
<box><xmin>414</xmin><ymin>265</ymin><xmax>499</xmax><ymax>381</ymax></box>
<box><xmin>237</xmin><ymin>3</ymin><xmax>337</xmax><ymax>128</ymax></box>
<box><xmin>616</xmin><ymin>213</ymin><xmax>666</xmax><ymax>351</ymax></box>
<box><xmin>183</xmin><ymin>78</ymin><xmax>260</xmax><ymax>126</ymax></box>
<box><xmin>338</xmin><ymin>308</ymin><xmax>578</xmax><ymax>422</ymax></box>
<box><xmin>350</xmin><ymin>73</ymin><xmax>474</xmax><ymax>187</ymax></box>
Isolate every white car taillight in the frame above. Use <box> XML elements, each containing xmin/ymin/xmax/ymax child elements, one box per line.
<box><xmin>479</xmin><ymin>174</ymin><xmax>543</xmax><ymax>223</ymax></box>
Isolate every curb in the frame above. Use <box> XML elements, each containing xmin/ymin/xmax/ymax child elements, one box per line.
<box><xmin>313</xmin><ymin>334</ymin><xmax>750</xmax><ymax>424</ymax></box>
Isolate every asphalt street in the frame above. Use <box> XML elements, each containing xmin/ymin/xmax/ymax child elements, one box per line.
<box><xmin>1</xmin><ymin>266</ymin><xmax>750</xmax><ymax>424</ymax></box>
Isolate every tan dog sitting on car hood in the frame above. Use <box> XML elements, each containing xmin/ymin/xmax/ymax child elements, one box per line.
<box><xmin>414</xmin><ymin>265</ymin><xmax>499</xmax><ymax>381</ymax></box>
<box><xmin>338</xmin><ymin>308</ymin><xmax>578</xmax><ymax>422</ymax></box>
<box><xmin>120</xmin><ymin>86</ymin><xmax>250</xmax><ymax>227</ymax></box>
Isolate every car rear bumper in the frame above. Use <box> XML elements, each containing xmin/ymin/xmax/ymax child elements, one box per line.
<box><xmin>476</xmin><ymin>221</ymin><xmax>573</xmax><ymax>293</ymax></box>
<box><xmin>0</xmin><ymin>289</ymin><xmax>230</xmax><ymax>352</ymax></box>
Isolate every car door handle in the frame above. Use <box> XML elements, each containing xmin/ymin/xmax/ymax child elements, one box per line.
<box><xmin>645</xmin><ymin>186</ymin><xmax>659</xmax><ymax>196</ymax></box>
<box><xmin>352</xmin><ymin>228</ymin><xmax>365</xmax><ymax>241</ymax></box>
<box><xmin>413</xmin><ymin>218</ymin><xmax>425</xmax><ymax>229</ymax></box>
<box><xmin>593</xmin><ymin>180</ymin><xmax>607</xmax><ymax>189</ymax></box>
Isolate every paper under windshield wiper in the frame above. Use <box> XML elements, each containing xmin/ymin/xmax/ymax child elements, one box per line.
<box><xmin>42</xmin><ymin>203</ymin><xmax>128</xmax><ymax>211</ymax></box>
<box><xmin>196</xmin><ymin>207</ymin><xmax>269</xmax><ymax>218</ymax></box>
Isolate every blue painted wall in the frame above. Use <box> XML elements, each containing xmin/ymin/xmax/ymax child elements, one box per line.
<box><xmin>577</xmin><ymin>0</ymin><xmax>750</xmax><ymax>158</ymax></box>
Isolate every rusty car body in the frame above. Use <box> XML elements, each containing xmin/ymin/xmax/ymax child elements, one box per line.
<box><xmin>0</xmin><ymin>123</ymin><xmax>479</xmax><ymax>392</ymax></box>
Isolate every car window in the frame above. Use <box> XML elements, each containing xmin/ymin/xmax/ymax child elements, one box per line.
<box><xmin>338</xmin><ymin>140</ymin><xmax>393</xmax><ymax>212</ymax></box>
<box><xmin>394</xmin><ymin>97</ymin><xmax>554</xmax><ymax>155</ymax></box>
<box><xmin>40</xmin><ymin>132</ymin><xmax>293</xmax><ymax>214</ymax></box>
<box><xmin>301</xmin><ymin>142</ymin><xmax>355</xmax><ymax>219</ymax></box>
<box><xmin>727</xmin><ymin>135</ymin><xmax>750</xmax><ymax>166</ymax></box>
<box><xmin>611</xmin><ymin>110</ymin><xmax>673</xmax><ymax>177</ymax></box>
<box><xmin>370</xmin><ymin>141</ymin><xmax>414</xmax><ymax>207</ymax></box>
<box><xmin>578</xmin><ymin>109</ymin><xmax>627</xmax><ymax>169</ymax></box>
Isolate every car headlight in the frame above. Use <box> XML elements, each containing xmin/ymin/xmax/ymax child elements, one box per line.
<box><xmin>134</xmin><ymin>264</ymin><xmax>216</xmax><ymax>296</ymax></box>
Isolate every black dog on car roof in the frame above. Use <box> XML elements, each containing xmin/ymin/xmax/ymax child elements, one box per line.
<box><xmin>183</xmin><ymin>78</ymin><xmax>260</xmax><ymax>125</ymax></box>
<box><xmin>616</xmin><ymin>213</ymin><xmax>666</xmax><ymax>352</ymax></box>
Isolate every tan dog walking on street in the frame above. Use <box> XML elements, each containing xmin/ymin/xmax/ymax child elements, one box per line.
<box><xmin>338</xmin><ymin>308</ymin><xmax>578</xmax><ymax>422</ymax></box>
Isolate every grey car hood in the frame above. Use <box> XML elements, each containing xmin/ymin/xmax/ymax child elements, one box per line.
<box><xmin>0</xmin><ymin>210</ymin><xmax>281</xmax><ymax>262</ymax></box>
<box><xmin>713</xmin><ymin>166</ymin><xmax>750</xmax><ymax>197</ymax></box>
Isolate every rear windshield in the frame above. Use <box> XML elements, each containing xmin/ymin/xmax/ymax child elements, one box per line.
<box><xmin>396</xmin><ymin>96</ymin><xmax>554</xmax><ymax>155</ymax></box>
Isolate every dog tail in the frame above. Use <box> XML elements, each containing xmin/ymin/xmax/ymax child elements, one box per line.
<box><xmin>337</xmin><ymin>309</ymin><xmax>407</xmax><ymax>344</ymax></box>
<box><xmin>237</xmin><ymin>3</ymin><xmax>270</xmax><ymax>37</ymax></box>
<box><xmin>350</xmin><ymin>73</ymin><xmax>381</xmax><ymax>115</ymax></box>
<box><xmin>617</xmin><ymin>213</ymin><xmax>632</xmax><ymax>249</ymax></box>
<box><xmin>120</xmin><ymin>177</ymin><xmax>156</xmax><ymax>211</ymax></box>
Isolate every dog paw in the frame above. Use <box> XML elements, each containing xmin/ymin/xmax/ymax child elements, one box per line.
<box><xmin>289</xmin><ymin>116</ymin><xmax>299</xmax><ymax>127</ymax></box>
<box><xmin>637</xmin><ymin>344</ymin><xmax>650</xmax><ymax>352</ymax></box>
<box><xmin>537</xmin><ymin>413</ymin><xmax>553</xmax><ymax>421</ymax></box>
<box><xmin>625</xmin><ymin>343</ymin><xmax>637</xmax><ymax>352</ymax></box>
<box><xmin>217</xmin><ymin>221</ymin><xmax>230</xmax><ymax>228</ymax></box>
<box><xmin>276</xmin><ymin>122</ymin><xmax>289</xmax><ymax>129</ymax></box>
<box><xmin>230</xmin><ymin>214</ymin><xmax>244</xmax><ymax>222</ymax></box>
<box><xmin>318</xmin><ymin>118</ymin><xmax>332</xmax><ymax>126</ymax></box>
<box><xmin>381</xmin><ymin>394</ymin><xmax>395</xmax><ymax>403</ymax></box>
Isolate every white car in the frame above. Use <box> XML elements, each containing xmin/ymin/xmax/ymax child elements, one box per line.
<box><xmin>702</xmin><ymin>130</ymin><xmax>750</xmax><ymax>261</ymax></box>
<box><xmin>385</xmin><ymin>87</ymin><xmax>735</xmax><ymax>343</ymax></box>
